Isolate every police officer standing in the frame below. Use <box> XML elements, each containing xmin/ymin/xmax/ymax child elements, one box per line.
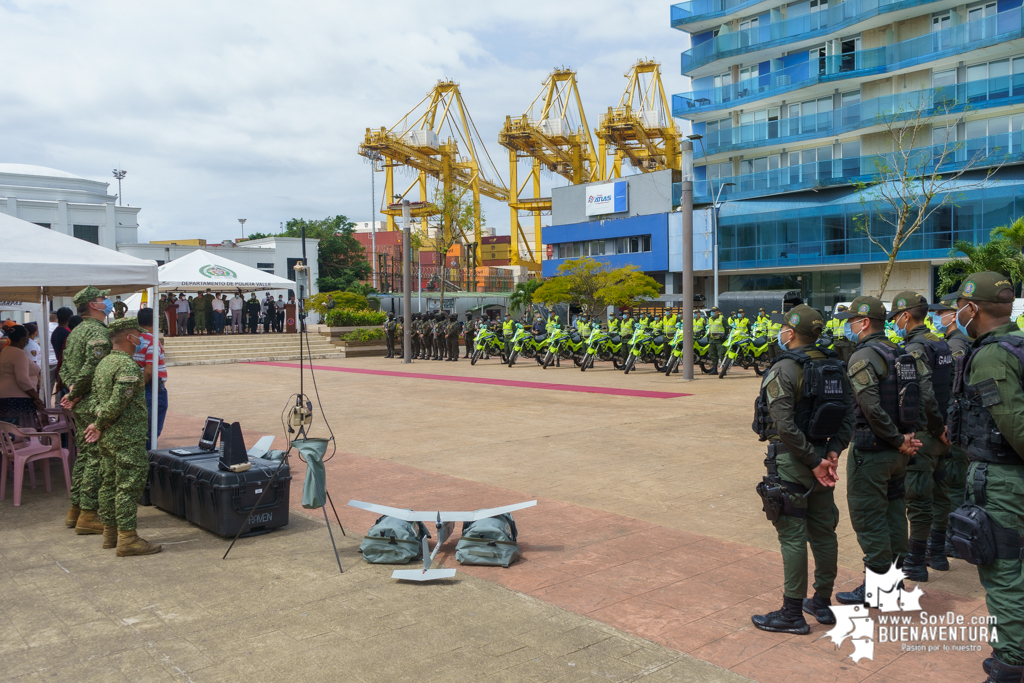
<box><xmin>463</xmin><ymin>313</ymin><xmax>476</xmax><ymax>358</ymax></box>
<box><xmin>751</xmin><ymin>306</ymin><xmax>853</xmax><ymax>634</ymax></box>
<box><xmin>112</xmin><ymin>296</ymin><xmax>128</xmax><ymax>319</ymax></box>
<box><xmin>383</xmin><ymin>312</ymin><xmax>397</xmax><ymax>358</ymax></box>
<box><xmin>946</xmin><ymin>272</ymin><xmax>1024</xmax><ymax>683</ymax></box>
<box><xmin>831</xmin><ymin>305</ymin><xmax>855</xmax><ymax>363</ymax></box>
<box><xmin>59</xmin><ymin>286</ymin><xmax>113</xmax><ymax>534</ymax></box>
<box><xmin>707</xmin><ymin>307</ymin><xmax>728</xmax><ymax>369</ymax></box>
<box><xmin>446</xmin><ymin>313</ymin><xmax>461</xmax><ymax>361</ymax></box>
<box><xmin>887</xmin><ymin>291</ymin><xmax>953</xmax><ymax>583</ymax></box>
<box><xmin>834</xmin><ymin>296</ymin><xmax>922</xmax><ymax>604</ymax></box>
<box><xmin>410</xmin><ymin>314</ymin><xmax>421</xmax><ymax>359</ymax></box>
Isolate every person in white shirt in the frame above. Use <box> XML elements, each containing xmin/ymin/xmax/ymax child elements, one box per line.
<box><xmin>229</xmin><ymin>294</ymin><xmax>244</xmax><ymax>334</ymax></box>
<box><xmin>47</xmin><ymin>314</ymin><xmax>59</xmax><ymax>375</ymax></box>
<box><xmin>175</xmin><ymin>294</ymin><xmax>189</xmax><ymax>336</ymax></box>
<box><xmin>211</xmin><ymin>294</ymin><xmax>226</xmax><ymax>334</ymax></box>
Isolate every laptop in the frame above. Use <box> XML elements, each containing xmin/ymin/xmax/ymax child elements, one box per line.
<box><xmin>168</xmin><ymin>417</ymin><xmax>223</xmax><ymax>456</ymax></box>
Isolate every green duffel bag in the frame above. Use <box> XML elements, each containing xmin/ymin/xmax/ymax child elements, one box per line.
<box><xmin>455</xmin><ymin>513</ymin><xmax>521</xmax><ymax>567</ymax></box>
<box><xmin>359</xmin><ymin>515</ymin><xmax>430</xmax><ymax>564</ymax></box>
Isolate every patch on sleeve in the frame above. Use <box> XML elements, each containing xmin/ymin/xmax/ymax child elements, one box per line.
<box><xmin>848</xmin><ymin>359</ymin><xmax>868</xmax><ymax>376</ymax></box>
<box><xmin>915</xmin><ymin>356</ymin><xmax>931</xmax><ymax>377</ymax></box>
<box><xmin>977</xmin><ymin>378</ymin><xmax>1003</xmax><ymax>407</ymax></box>
<box><xmin>851</xmin><ymin>366</ymin><xmax>875</xmax><ymax>391</ymax></box>
<box><xmin>765</xmin><ymin>376</ymin><xmax>784</xmax><ymax>403</ymax></box>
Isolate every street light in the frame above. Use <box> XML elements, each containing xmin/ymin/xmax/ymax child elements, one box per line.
<box><xmin>367</xmin><ymin>151</ymin><xmax>383</xmax><ymax>290</ymax></box>
<box><xmin>238</xmin><ymin>218</ymin><xmax>247</xmax><ymax>237</ymax></box>
<box><xmin>112</xmin><ymin>168</ymin><xmax>127</xmax><ymax>206</ymax></box>
<box><xmin>686</xmin><ymin>134</ymin><xmax>734</xmax><ymax>307</ymax></box>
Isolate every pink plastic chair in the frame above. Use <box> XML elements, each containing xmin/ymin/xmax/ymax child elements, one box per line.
<box><xmin>0</xmin><ymin>421</ymin><xmax>72</xmax><ymax>506</ymax></box>
<box><xmin>38</xmin><ymin>407</ymin><xmax>77</xmax><ymax>466</ymax></box>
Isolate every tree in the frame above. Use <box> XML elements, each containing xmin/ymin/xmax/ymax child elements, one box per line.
<box><xmin>419</xmin><ymin>188</ymin><xmax>479</xmax><ymax>312</ymax></box>
<box><xmin>991</xmin><ymin>216</ymin><xmax>1024</xmax><ymax>253</ymax></box>
<box><xmin>936</xmin><ymin>237</ymin><xmax>1024</xmax><ymax>296</ymax></box>
<box><xmin>533</xmin><ymin>257</ymin><xmax>659</xmax><ymax>317</ymax></box>
<box><xmin>852</xmin><ymin>93</ymin><xmax>1003</xmax><ymax>297</ymax></box>
<box><xmin>508</xmin><ymin>279</ymin><xmax>543</xmax><ymax>315</ymax></box>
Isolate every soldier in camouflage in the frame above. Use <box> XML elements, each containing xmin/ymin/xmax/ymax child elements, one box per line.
<box><xmin>86</xmin><ymin>317</ymin><xmax>162</xmax><ymax>556</ymax></box>
<box><xmin>59</xmin><ymin>286</ymin><xmax>113</xmax><ymax>534</ymax></box>
<box><xmin>463</xmin><ymin>313</ymin><xmax>476</xmax><ymax>359</ymax></box>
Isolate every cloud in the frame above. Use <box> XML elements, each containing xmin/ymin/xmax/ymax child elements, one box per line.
<box><xmin>0</xmin><ymin>0</ymin><xmax>690</xmax><ymax>242</ymax></box>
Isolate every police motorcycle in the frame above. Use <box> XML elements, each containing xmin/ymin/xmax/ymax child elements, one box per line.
<box><xmin>579</xmin><ymin>325</ymin><xmax>626</xmax><ymax>371</ymax></box>
<box><xmin>470</xmin><ymin>325</ymin><xmax>507</xmax><ymax>365</ymax></box>
<box><xmin>717</xmin><ymin>327</ymin><xmax>773</xmax><ymax>378</ymax></box>
<box><xmin>816</xmin><ymin>328</ymin><xmax>835</xmax><ymax>353</ymax></box>
<box><xmin>507</xmin><ymin>324</ymin><xmax>550</xmax><ymax>367</ymax></box>
<box><xmin>542</xmin><ymin>324</ymin><xmax>586</xmax><ymax>369</ymax></box>
<box><xmin>663</xmin><ymin>324</ymin><xmax>716</xmax><ymax>376</ymax></box>
<box><xmin>622</xmin><ymin>324</ymin><xmax>669</xmax><ymax>374</ymax></box>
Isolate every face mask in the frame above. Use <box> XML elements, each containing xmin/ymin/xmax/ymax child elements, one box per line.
<box><xmin>893</xmin><ymin>313</ymin><xmax>909</xmax><ymax>340</ymax></box>
<box><xmin>777</xmin><ymin>329</ymin><xmax>790</xmax><ymax>350</ymax></box>
<box><xmin>96</xmin><ymin>300</ymin><xmax>113</xmax><ymax>316</ymax></box>
<box><xmin>129</xmin><ymin>335</ymin><xmax>144</xmax><ymax>355</ymax></box>
<box><xmin>956</xmin><ymin>303</ymin><xmax>975</xmax><ymax>336</ymax></box>
<box><xmin>843</xmin><ymin>321</ymin><xmax>860</xmax><ymax>342</ymax></box>
<box><xmin>928</xmin><ymin>312</ymin><xmax>948</xmax><ymax>334</ymax></box>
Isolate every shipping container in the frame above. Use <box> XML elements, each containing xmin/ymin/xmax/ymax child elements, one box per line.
<box><xmin>482</xmin><ymin>235</ymin><xmax>512</xmax><ymax>245</ymax></box>
<box><xmin>482</xmin><ymin>258</ymin><xmax>511</xmax><ymax>266</ymax></box>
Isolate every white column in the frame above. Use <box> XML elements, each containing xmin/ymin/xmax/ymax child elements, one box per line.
<box><xmin>6</xmin><ymin>196</ymin><xmax>17</xmax><ymax>217</ymax></box>
<box><xmin>101</xmin><ymin>202</ymin><xmax>117</xmax><ymax>248</ymax></box>
<box><xmin>56</xmin><ymin>200</ymin><xmax>69</xmax><ymax>235</ymax></box>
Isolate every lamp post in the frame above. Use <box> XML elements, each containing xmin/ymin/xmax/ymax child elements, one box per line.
<box><xmin>238</xmin><ymin>218</ymin><xmax>247</xmax><ymax>238</ymax></box>
<box><xmin>112</xmin><ymin>168</ymin><xmax>126</xmax><ymax>206</ymax></box>
<box><xmin>368</xmin><ymin>151</ymin><xmax>382</xmax><ymax>290</ymax></box>
<box><xmin>685</xmin><ymin>134</ymin><xmax>734</xmax><ymax>307</ymax></box>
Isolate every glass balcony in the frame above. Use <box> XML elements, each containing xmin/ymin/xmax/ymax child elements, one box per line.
<box><xmin>680</xmin><ymin>0</ymin><xmax>934</xmax><ymax>73</ymax></box>
<box><xmin>691</xmin><ymin>133</ymin><xmax>1022</xmax><ymax>202</ymax></box>
<box><xmin>674</xmin><ymin>7</ymin><xmax>1024</xmax><ymax>115</ymax></box>
<box><xmin>698</xmin><ymin>77</ymin><xmax>1024</xmax><ymax>157</ymax></box>
<box><xmin>671</xmin><ymin>0</ymin><xmax>766</xmax><ymax>28</ymax></box>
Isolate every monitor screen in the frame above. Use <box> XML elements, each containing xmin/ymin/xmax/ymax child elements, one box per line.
<box><xmin>200</xmin><ymin>417</ymin><xmax>222</xmax><ymax>447</ymax></box>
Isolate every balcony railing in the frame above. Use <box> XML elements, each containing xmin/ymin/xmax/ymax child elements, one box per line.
<box><xmin>671</xmin><ymin>0</ymin><xmax>765</xmax><ymax>27</ymax></box>
<box><xmin>698</xmin><ymin>77</ymin><xmax>1024</xmax><ymax>157</ymax></box>
<box><xmin>692</xmin><ymin>133</ymin><xmax>1021</xmax><ymax>201</ymax></box>
<box><xmin>674</xmin><ymin>7</ymin><xmax>1024</xmax><ymax>114</ymax></box>
<box><xmin>680</xmin><ymin>0</ymin><xmax>930</xmax><ymax>73</ymax></box>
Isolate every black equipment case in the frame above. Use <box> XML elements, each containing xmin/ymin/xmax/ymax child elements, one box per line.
<box><xmin>147</xmin><ymin>449</ymin><xmax>221</xmax><ymax>517</ymax></box>
<box><xmin>182</xmin><ymin>458</ymin><xmax>291</xmax><ymax>538</ymax></box>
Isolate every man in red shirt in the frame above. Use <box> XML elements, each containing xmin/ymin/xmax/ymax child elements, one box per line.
<box><xmin>133</xmin><ymin>309</ymin><xmax>167</xmax><ymax>450</ymax></box>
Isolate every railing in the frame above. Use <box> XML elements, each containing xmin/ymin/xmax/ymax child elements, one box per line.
<box><xmin>692</xmin><ymin>133</ymin><xmax>1020</xmax><ymax>201</ymax></box>
<box><xmin>680</xmin><ymin>0</ymin><xmax>931</xmax><ymax>72</ymax></box>
<box><xmin>672</xmin><ymin>0</ymin><xmax>766</xmax><ymax>26</ymax></box>
<box><xmin>674</xmin><ymin>7</ymin><xmax>1024</xmax><ymax>113</ymax></box>
<box><xmin>699</xmin><ymin>77</ymin><xmax>1024</xmax><ymax>156</ymax></box>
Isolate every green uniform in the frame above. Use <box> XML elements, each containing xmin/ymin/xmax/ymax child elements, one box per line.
<box><xmin>960</xmin><ymin>320</ymin><xmax>1024</xmax><ymax>666</ymax></box>
<box><xmin>59</xmin><ymin>318</ymin><xmax>112</xmax><ymax>511</ymax></box>
<box><xmin>708</xmin><ymin>313</ymin><xmax>727</xmax><ymax>366</ymax></box>
<box><xmin>112</xmin><ymin>300</ymin><xmax>127</xmax><ymax>319</ymax></box>
<box><xmin>446</xmin><ymin>319</ymin><xmax>460</xmax><ymax>360</ymax></box>
<box><xmin>846</xmin><ymin>331</ymin><xmax>912</xmax><ymax>572</ymax></box>
<box><xmin>939</xmin><ymin>328</ymin><xmax>972</xmax><ymax>532</ymax></box>
<box><xmin>158</xmin><ymin>297</ymin><xmax>169</xmax><ymax>334</ymax></box>
<box><xmin>383</xmin><ymin>318</ymin><xmax>397</xmax><ymax>357</ymax></box>
<box><xmin>761</xmin><ymin>345</ymin><xmax>854</xmax><ymax>599</ymax></box>
<box><xmin>902</xmin><ymin>326</ymin><xmax>952</xmax><ymax>544</ymax></box>
<box><xmin>94</xmin><ymin>351</ymin><xmax>148</xmax><ymax>531</ymax></box>
<box><xmin>203</xmin><ymin>293</ymin><xmax>215</xmax><ymax>332</ymax></box>
<box><xmin>464</xmin><ymin>318</ymin><xmax>477</xmax><ymax>357</ymax></box>
<box><xmin>193</xmin><ymin>294</ymin><xmax>207</xmax><ymax>333</ymax></box>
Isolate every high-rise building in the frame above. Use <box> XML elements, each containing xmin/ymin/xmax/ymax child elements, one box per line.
<box><xmin>672</xmin><ymin>0</ymin><xmax>1024</xmax><ymax>311</ymax></box>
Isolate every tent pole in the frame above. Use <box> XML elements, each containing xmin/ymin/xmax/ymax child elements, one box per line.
<box><xmin>39</xmin><ymin>288</ymin><xmax>51</xmax><ymax>408</ymax></box>
<box><xmin>151</xmin><ymin>286</ymin><xmax>159</xmax><ymax>451</ymax></box>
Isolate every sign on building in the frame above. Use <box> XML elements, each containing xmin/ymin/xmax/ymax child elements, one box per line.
<box><xmin>585</xmin><ymin>180</ymin><xmax>628</xmax><ymax>216</ymax></box>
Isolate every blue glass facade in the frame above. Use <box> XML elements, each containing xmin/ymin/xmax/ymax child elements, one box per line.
<box><xmin>541</xmin><ymin>213</ymin><xmax>669</xmax><ymax>276</ymax></box>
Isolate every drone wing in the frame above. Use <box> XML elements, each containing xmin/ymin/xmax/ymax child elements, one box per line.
<box><xmin>349</xmin><ymin>499</ymin><xmax>537</xmax><ymax>523</ymax></box>
<box><xmin>347</xmin><ymin>500</ymin><xmax>440</xmax><ymax>522</ymax></box>
<box><xmin>471</xmin><ymin>500</ymin><xmax>537</xmax><ymax>520</ymax></box>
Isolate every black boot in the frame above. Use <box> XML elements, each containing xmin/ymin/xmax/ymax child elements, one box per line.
<box><xmin>984</xmin><ymin>655</ymin><xmax>1024</xmax><ymax>682</ymax></box>
<box><xmin>751</xmin><ymin>596</ymin><xmax>809</xmax><ymax>635</ymax></box>
<box><xmin>927</xmin><ymin>528</ymin><xmax>950</xmax><ymax>571</ymax></box>
<box><xmin>903</xmin><ymin>538</ymin><xmax>929</xmax><ymax>582</ymax></box>
<box><xmin>802</xmin><ymin>594</ymin><xmax>836</xmax><ymax>625</ymax></box>
<box><xmin>945</xmin><ymin>528</ymin><xmax>963</xmax><ymax>560</ymax></box>
<box><xmin>836</xmin><ymin>583</ymin><xmax>866</xmax><ymax>605</ymax></box>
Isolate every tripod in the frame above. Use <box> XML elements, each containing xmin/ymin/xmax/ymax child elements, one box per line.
<box><xmin>222</xmin><ymin>233</ymin><xmax>346</xmax><ymax>573</ymax></box>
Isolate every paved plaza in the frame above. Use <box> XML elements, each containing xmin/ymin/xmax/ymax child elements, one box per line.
<box><xmin>1</xmin><ymin>355</ymin><xmax>996</xmax><ymax>682</ymax></box>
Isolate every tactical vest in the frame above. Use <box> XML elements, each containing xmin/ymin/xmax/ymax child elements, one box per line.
<box><xmin>752</xmin><ymin>348</ymin><xmax>850</xmax><ymax>446</ymax></box>
<box><xmin>949</xmin><ymin>334</ymin><xmax>1024</xmax><ymax>467</ymax></box>
<box><xmin>918</xmin><ymin>335</ymin><xmax>954</xmax><ymax>417</ymax></box>
<box><xmin>853</xmin><ymin>341</ymin><xmax>921</xmax><ymax>449</ymax></box>
<box><xmin>708</xmin><ymin>316</ymin><xmax>725</xmax><ymax>336</ymax></box>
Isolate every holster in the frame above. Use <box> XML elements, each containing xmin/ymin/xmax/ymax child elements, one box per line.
<box><xmin>756</xmin><ymin>443</ymin><xmax>813</xmax><ymax>522</ymax></box>
<box><xmin>948</xmin><ymin>464</ymin><xmax>1024</xmax><ymax>565</ymax></box>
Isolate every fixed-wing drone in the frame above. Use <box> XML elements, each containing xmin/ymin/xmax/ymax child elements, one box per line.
<box><xmin>347</xmin><ymin>499</ymin><xmax>537</xmax><ymax>581</ymax></box>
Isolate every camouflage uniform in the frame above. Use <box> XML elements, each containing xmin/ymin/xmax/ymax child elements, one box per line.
<box><xmin>94</xmin><ymin>349</ymin><xmax>148</xmax><ymax>530</ymax></box>
<box><xmin>193</xmin><ymin>293</ymin><xmax>208</xmax><ymax>334</ymax></box>
<box><xmin>60</xmin><ymin>316</ymin><xmax>112</xmax><ymax>511</ymax></box>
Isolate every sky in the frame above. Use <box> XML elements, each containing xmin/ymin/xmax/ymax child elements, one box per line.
<box><xmin>0</xmin><ymin>1</ymin><xmax>690</xmax><ymax>243</ymax></box>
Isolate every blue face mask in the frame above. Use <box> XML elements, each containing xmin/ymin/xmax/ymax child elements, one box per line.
<box><xmin>928</xmin><ymin>312</ymin><xmax>948</xmax><ymax>334</ymax></box>
<box><xmin>893</xmin><ymin>314</ymin><xmax>909</xmax><ymax>340</ymax></box>
<box><xmin>843</xmin><ymin>321</ymin><xmax>859</xmax><ymax>342</ymax></box>
<box><xmin>102</xmin><ymin>299</ymin><xmax>113</xmax><ymax>316</ymax></box>
<box><xmin>777</xmin><ymin>329</ymin><xmax>789</xmax><ymax>350</ymax></box>
<box><xmin>956</xmin><ymin>304</ymin><xmax>974</xmax><ymax>336</ymax></box>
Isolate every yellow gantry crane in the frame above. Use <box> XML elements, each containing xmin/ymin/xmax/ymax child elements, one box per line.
<box><xmin>358</xmin><ymin>80</ymin><xmax>508</xmax><ymax>258</ymax></box>
<box><xmin>596</xmin><ymin>60</ymin><xmax>681</xmax><ymax>179</ymax></box>
<box><xmin>498</xmin><ymin>69</ymin><xmax>602</xmax><ymax>271</ymax></box>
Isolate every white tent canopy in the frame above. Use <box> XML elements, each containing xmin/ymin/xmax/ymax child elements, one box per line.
<box><xmin>156</xmin><ymin>249</ymin><xmax>297</xmax><ymax>293</ymax></box>
<box><xmin>0</xmin><ymin>212</ymin><xmax>159</xmax><ymax>300</ymax></box>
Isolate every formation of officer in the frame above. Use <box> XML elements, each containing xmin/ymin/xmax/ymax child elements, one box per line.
<box><xmin>86</xmin><ymin>317</ymin><xmax>161</xmax><ymax>557</ymax></box>
<box><xmin>751</xmin><ymin>305</ymin><xmax>853</xmax><ymax>634</ymax></box>
<box><xmin>59</xmin><ymin>286</ymin><xmax>113</xmax><ymax>534</ymax></box>
<box><xmin>445</xmin><ymin>313</ymin><xmax>461</xmax><ymax>361</ymax></box>
<box><xmin>383</xmin><ymin>312</ymin><xmax>397</xmax><ymax>358</ymax></box>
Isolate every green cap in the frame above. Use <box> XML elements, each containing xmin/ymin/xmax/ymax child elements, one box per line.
<box><xmin>955</xmin><ymin>271</ymin><xmax>1015</xmax><ymax>303</ymax></box>
<box><xmin>73</xmin><ymin>285</ymin><xmax>110</xmax><ymax>307</ymax></box>
<box><xmin>777</xmin><ymin>304</ymin><xmax>824</xmax><ymax>338</ymax></box>
<box><xmin>835</xmin><ymin>295</ymin><xmax>887</xmax><ymax>321</ymax></box>
<box><xmin>108</xmin><ymin>316</ymin><xmax>143</xmax><ymax>334</ymax></box>
<box><xmin>887</xmin><ymin>291</ymin><xmax>929</xmax><ymax>320</ymax></box>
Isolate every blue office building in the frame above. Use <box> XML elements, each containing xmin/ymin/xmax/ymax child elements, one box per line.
<box><xmin>672</xmin><ymin>0</ymin><xmax>1024</xmax><ymax>310</ymax></box>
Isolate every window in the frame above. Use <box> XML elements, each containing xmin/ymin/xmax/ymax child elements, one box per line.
<box><xmin>705</xmin><ymin>117</ymin><xmax>732</xmax><ymax>146</ymax></box>
<box><xmin>33</xmin><ymin>223</ymin><xmax>51</xmax><ymax>229</ymax></box>
<box><xmin>257</xmin><ymin>262</ymin><xmax>275</xmax><ymax>274</ymax></box>
<box><xmin>841</xmin><ymin>141</ymin><xmax>861</xmax><ymax>177</ymax></box>
<box><xmin>73</xmin><ymin>225</ymin><xmax>99</xmax><ymax>245</ymax></box>
<box><xmin>839</xmin><ymin>36</ymin><xmax>861</xmax><ymax>73</ymax></box>
<box><xmin>841</xmin><ymin>90</ymin><xmax>861</xmax><ymax>125</ymax></box>
<box><xmin>968</xmin><ymin>1</ymin><xmax>997</xmax><ymax>41</ymax></box>
<box><xmin>617</xmin><ymin>236</ymin><xmax>652</xmax><ymax>254</ymax></box>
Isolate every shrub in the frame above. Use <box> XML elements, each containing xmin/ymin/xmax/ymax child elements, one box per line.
<box><xmin>324</xmin><ymin>308</ymin><xmax>387</xmax><ymax>327</ymax></box>
<box><xmin>339</xmin><ymin>328</ymin><xmax>385</xmax><ymax>341</ymax></box>
<box><xmin>307</xmin><ymin>291</ymin><xmax>368</xmax><ymax>317</ymax></box>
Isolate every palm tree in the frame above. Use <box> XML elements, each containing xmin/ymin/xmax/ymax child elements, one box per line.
<box><xmin>992</xmin><ymin>217</ymin><xmax>1024</xmax><ymax>253</ymax></box>
<box><xmin>508</xmin><ymin>279</ymin><xmax>543</xmax><ymax>316</ymax></box>
<box><xmin>936</xmin><ymin>238</ymin><xmax>1024</xmax><ymax>295</ymax></box>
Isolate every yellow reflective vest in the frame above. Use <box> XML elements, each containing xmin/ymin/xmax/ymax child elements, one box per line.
<box><xmin>708</xmin><ymin>315</ymin><xmax>725</xmax><ymax>336</ymax></box>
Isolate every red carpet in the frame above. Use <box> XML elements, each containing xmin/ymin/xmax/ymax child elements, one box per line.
<box><xmin>249</xmin><ymin>362</ymin><xmax>692</xmax><ymax>399</ymax></box>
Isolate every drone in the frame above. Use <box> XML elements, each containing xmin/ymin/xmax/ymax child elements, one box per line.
<box><xmin>348</xmin><ymin>499</ymin><xmax>537</xmax><ymax>581</ymax></box>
